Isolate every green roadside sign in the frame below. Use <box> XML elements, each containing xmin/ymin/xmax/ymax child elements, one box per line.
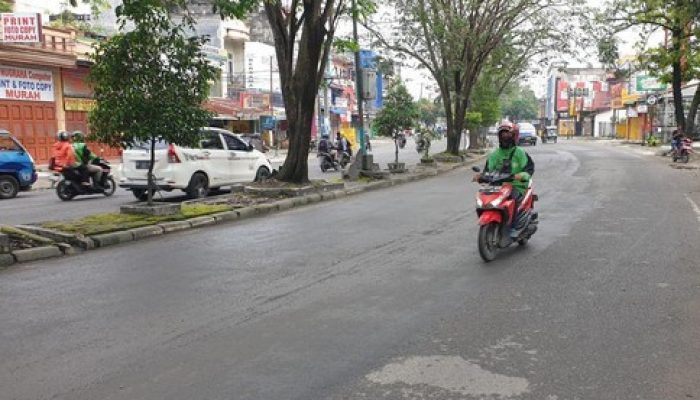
<box><xmin>636</xmin><ymin>75</ymin><xmax>667</xmax><ymax>92</ymax></box>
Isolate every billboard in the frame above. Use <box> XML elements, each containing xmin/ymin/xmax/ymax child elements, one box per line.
<box><xmin>1</xmin><ymin>13</ymin><xmax>42</xmax><ymax>43</ymax></box>
<box><xmin>0</xmin><ymin>65</ymin><xmax>54</xmax><ymax>102</ymax></box>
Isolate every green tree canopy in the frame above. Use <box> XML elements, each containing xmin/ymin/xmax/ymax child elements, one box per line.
<box><xmin>88</xmin><ymin>0</ymin><xmax>216</xmax><ymax>204</ymax></box>
<box><xmin>600</xmin><ymin>0</ymin><xmax>700</xmax><ymax>133</ymax></box>
<box><xmin>415</xmin><ymin>98</ymin><xmax>440</xmax><ymax>127</ymax></box>
<box><xmin>500</xmin><ymin>84</ymin><xmax>539</xmax><ymax>122</ymax></box>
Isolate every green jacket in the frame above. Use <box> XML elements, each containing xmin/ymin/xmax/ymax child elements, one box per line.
<box><xmin>72</xmin><ymin>142</ymin><xmax>97</xmax><ymax>165</ymax></box>
<box><xmin>485</xmin><ymin>146</ymin><xmax>534</xmax><ymax>194</ymax></box>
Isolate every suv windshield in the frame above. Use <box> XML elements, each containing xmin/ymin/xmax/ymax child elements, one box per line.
<box><xmin>0</xmin><ymin>136</ymin><xmax>21</xmax><ymax>151</ymax></box>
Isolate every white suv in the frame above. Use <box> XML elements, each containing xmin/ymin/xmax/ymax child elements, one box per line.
<box><xmin>119</xmin><ymin>128</ymin><xmax>273</xmax><ymax>200</ymax></box>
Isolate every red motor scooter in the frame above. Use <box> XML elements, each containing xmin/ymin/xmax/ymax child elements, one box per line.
<box><xmin>672</xmin><ymin>138</ymin><xmax>693</xmax><ymax>163</ymax></box>
<box><xmin>472</xmin><ymin>166</ymin><xmax>539</xmax><ymax>262</ymax></box>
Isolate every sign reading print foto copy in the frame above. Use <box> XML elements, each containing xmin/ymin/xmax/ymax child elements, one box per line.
<box><xmin>0</xmin><ymin>65</ymin><xmax>54</xmax><ymax>102</ymax></box>
<box><xmin>1</xmin><ymin>13</ymin><xmax>42</xmax><ymax>43</ymax></box>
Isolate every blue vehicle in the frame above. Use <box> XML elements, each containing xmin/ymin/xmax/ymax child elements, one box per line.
<box><xmin>0</xmin><ymin>129</ymin><xmax>37</xmax><ymax>199</ymax></box>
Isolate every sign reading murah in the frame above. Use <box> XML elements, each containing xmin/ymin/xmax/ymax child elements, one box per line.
<box><xmin>1</xmin><ymin>13</ymin><xmax>42</xmax><ymax>43</ymax></box>
<box><xmin>0</xmin><ymin>65</ymin><xmax>54</xmax><ymax>102</ymax></box>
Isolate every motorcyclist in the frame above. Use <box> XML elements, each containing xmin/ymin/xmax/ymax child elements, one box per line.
<box><xmin>319</xmin><ymin>133</ymin><xmax>335</xmax><ymax>156</ymax></box>
<box><xmin>473</xmin><ymin>121</ymin><xmax>534</xmax><ymax>237</ymax></box>
<box><xmin>671</xmin><ymin>129</ymin><xmax>683</xmax><ymax>155</ymax></box>
<box><xmin>50</xmin><ymin>131</ymin><xmax>84</xmax><ymax>184</ymax></box>
<box><xmin>71</xmin><ymin>131</ymin><xmax>103</xmax><ymax>188</ymax></box>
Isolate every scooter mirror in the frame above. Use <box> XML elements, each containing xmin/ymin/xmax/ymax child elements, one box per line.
<box><xmin>471</xmin><ymin>166</ymin><xmax>481</xmax><ymax>173</ymax></box>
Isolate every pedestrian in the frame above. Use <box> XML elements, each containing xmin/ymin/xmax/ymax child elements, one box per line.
<box><xmin>364</xmin><ymin>132</ymin><xmax>372</xmax><ymax>152</ymax></box>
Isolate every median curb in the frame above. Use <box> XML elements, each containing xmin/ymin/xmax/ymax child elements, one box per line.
<box><xmin>2</xmin><ymin>153</ymin><xmax>487</xmax><ymax>268</ymax></box>
<box><xmin>0</xmin><ymin>253</ymin><xmax>15</xmax><ymax>268</ymax></box>
<box><xmin>12</xmin><ymin>245</ymin><xmax>63</xmax><ymax>263</ymax></box>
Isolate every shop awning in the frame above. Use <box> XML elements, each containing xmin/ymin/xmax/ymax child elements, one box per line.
<box><xmin>204</xmin><ymin>98</ymin><xmax>241</xmax><ymax>120</ymax></box>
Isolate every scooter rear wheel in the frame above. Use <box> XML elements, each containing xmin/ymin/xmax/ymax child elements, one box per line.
<box><xmin>56</xmin><ymin>180</ymin><xmax>76</xmax><ymax>201</ymax></box>
<box><xmin>478</xmin><ymin>223</ymin><xmax>499</xmax><ymax>262</ymax></box>
<box><xmin>680</xmin><ymin>154</ymin><xmax>690</xmax><ymax>163</ymax></box>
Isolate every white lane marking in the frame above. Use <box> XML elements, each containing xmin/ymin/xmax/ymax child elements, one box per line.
<box><xmin>366</xmin><ymin>355</ymin><xmax>530</xmax><ymax>397</ymax></box>
<box><xmin>685</xmin><ymin>194</ymin><xmax>700</xmax><ymax>230</ymax></box>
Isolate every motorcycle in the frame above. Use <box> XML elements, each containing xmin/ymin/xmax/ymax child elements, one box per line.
<box><xmin>54</xmin><ymin>158</ymin><xmax>116</xmax><ymax>201</ymax></box>
<box><xmin>318</xmin><ymin>151</ymin><xmax>340</xmax><ymax>172</ymax></box>
<box><xmin>318</xmin><ymin>150</ymin><xmax>351</xmax><ymax>172</ymax></box>
<box><xmin>472</xmin><ymin>166</ymin><xmax>539</xmax><ymax>262</ymax></box>
<box><xmin>672</xmin><ymin>138</ymin><xmax>693</xmax><ymax>163</ymax></box>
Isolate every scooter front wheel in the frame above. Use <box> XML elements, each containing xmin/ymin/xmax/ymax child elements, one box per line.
<box><xmin>102</xmin><ymin>177</ymin><xmax>116</xmax><ymax>197</ymax></box>
<box><xmin>478</xmin><ymin>223</ymin><xmax>500</xmax><ymax>262</ymax></box>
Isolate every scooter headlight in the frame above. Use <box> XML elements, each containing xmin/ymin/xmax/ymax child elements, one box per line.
<box><xmin>476</xmin><ymin>194</ymin><xmax>483</xmax><ymax>207</ymax></box>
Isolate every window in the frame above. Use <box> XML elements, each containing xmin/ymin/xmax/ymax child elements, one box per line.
<box><xmin>223</xmin><ymin>134</ymin><xmax>248</xmax><ymax>151</ymax></box>
<box><xmin>0</xmin><ymin>136</ymin><xmax>20</xmax><ymax>151</ymax></box>
<box><xmin>199</xmin><ymin>131</ymin><xmax>224</xmax><ymax>150</ymax></box>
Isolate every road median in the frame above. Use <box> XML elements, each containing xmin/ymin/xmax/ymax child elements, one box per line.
<box><xmin>0</xmin><ymin>152</ymin><xmax>487</xmax><ymax>269</ymax></box>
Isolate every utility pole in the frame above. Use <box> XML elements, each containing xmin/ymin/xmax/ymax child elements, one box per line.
<box><xmin>351</xmin><ymin>0</ymin><xmax>365</xmax><ymax>157</ymax></box>
<box><xmin>270</xmin><ymin>55</ymin><xmax>278</xmax><ymax>156</ymax></box>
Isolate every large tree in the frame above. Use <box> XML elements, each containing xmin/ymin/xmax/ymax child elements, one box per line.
<box><xmin>89</xmin><ymin>0</ymin><xmax>216</xmax><ymax>204</ymax></box>
<box><xmin>214</xmin><ymin>0</ymin><xmax>357</xmax><ymax>183</ymax></box>
<box><xmin>368</xmin><ymin>0</ymin><xmax>584</xmax><ymax>154</ymax></box>
<box><xmin>601</xmin><ymin>0</ymin><xmax>700</xmax><ymax>133</ymax></box>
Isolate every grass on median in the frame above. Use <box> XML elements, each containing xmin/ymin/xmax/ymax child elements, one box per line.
<box><xmin>41</xmin><ymin>203</ymin><xmax>232</xmax><ymax>236</ymax></box>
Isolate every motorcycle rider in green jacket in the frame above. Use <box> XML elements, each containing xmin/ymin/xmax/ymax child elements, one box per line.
<box><xmin>473</xmin><ymin>121</ymin><xmax>535</xmax><ymax>237</ymax></box>
<box><xmin>71</xmin><ymin>131</ymin><xmax>102</xmax><ymax>188</ymax></box>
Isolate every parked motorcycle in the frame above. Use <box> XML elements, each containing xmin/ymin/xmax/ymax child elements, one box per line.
<box><xmin>472</xmin><ymin>166</ymin><xmax>539</xmax><ymax>262</ymax></box>
<box><xmin>672</xmin><ymin>138</ymin><xmax>693</xmax><ymax>163</ymax></box>
<box><xmin>54</xmin><ymin>158</ymin><xmax>116</xmax><ymax>201</ymax></box>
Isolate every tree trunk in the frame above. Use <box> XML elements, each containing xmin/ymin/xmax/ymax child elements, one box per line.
<box><xmin>671</xmin><ymin>28</ymin><xmax>686</xmax><ymax>133</ymax></box>
<box><xmin>265</xmin><ymin>1</ymin><xmax>334</xmax><ymax>184</ymax></box>
<box><xmin>446</xmin><ymin>97</ymin><xmax>467</xmax><ymax>155</ymax></box>
<box><xmin>685</xmin><ymin>83</ymin><xmax>700</xmax><ymax>135</ymax></box>
<box><xmin>279</xmin><ymin>108</ymin><xmax>313</xmax><ymax>183</ymax></box>
<box><xmin>394</xmin><ymin>135</ymin><xmax>399</xmax><ymax>164</ymax></box>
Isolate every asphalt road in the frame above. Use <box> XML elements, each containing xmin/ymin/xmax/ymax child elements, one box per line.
<box><xmin>0</xmin><ymin>138</ymin><xmax>431</xmax><ymax>225</ymax></box>
<box><xmin>2</xmin><ymin>141</ymin><xmax>700</xmax><ymax>400</ymax></box>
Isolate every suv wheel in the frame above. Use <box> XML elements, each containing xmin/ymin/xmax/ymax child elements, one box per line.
<box><xmin>186</xmin><ymin>172</ymin><xmax>209</xmax><ymax>199</ymax></box>
<box><xmin>0</xmin><ymin>175</ymin><xmax>19</xmax><ymax>199</ymax></box>
<box><xmin>255</xmin><ymin>166</ymin><xmax>271</xmax><ymax>182</ymax></box>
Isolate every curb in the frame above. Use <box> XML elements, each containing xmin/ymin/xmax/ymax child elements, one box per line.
<box><xmin>12</xmin><ymin>245</ymin><xmax>63</xmax><ymax>263</ymax></box>
<box><xmin>2</xmin><ymin>154</ymin><xmax>487</xmax><ymax>268</ymax></box>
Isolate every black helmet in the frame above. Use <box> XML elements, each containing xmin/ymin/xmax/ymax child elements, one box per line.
<box><xmin>56</xmin><ymin>130</ymin><xmax>70</xmax><ymax>141</ymax></box>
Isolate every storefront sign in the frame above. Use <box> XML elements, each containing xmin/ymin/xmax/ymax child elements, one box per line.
<box><xmin>64</xmin><ymin>97</ymin><xmax>96</xmax><ymax>111</ymax></box>
<box><xmin>1</xmin><ymin>13</ymin><xmax>42</xmax><ymax>43</ymax></box>
<box><xmin>627</xmin><ymin>107</ymin><xmax>638</xmax><ymax>118</ymax></box>
<box><xmin>260</xmin><ymin>116</ymin><xmax>276</xmax><ymax>130</ymax></box>
<box><xmin>0</xmin><ymin>65</ymin><xmax>54</xmax><ymax>102</ymax></box>
<box><xmin>242</xmin><ymin>93</ymin><xmax>269</xmax><ymax>109</ymax></box>
<box><xmin>62</xmin><ymin>67</ymin><xmax>93</xmax><ymax>98</ymax></box>
<box><xmin>636</xmin><ymin>104</ymin><xmax>648</xmax><ymax>114</ymax></box>
<box><xmin>636</xmin><ymin>75</ymin><xmax>667</xmax><ymax>92</ymax></box>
